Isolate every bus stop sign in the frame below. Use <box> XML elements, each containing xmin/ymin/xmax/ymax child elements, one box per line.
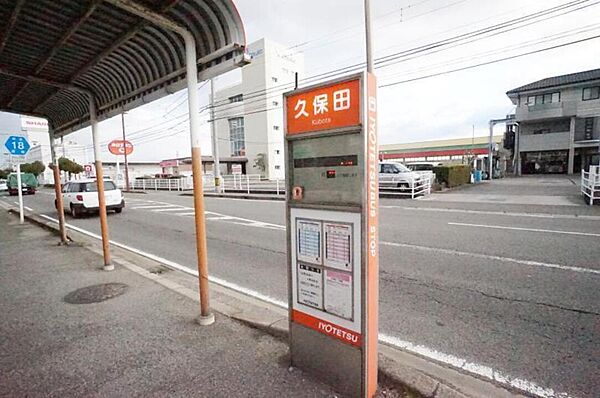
<box><xmin>4</xmin><ymin>135</ymin><xmax>30</xmax><ymax>156</ymax></box>
<box><xmin>284</xmin><ymin>72</ymin><xmax>379</xmax><ymax>397</ymax></box>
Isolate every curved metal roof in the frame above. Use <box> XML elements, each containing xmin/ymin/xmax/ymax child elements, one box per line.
<box><xmin>0</xmin><ymin>0</ymin><xmax>247</xmax><ymax>136</ymax></box>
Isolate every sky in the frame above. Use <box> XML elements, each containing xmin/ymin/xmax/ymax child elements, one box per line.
<box><xmin>1</xmin><ymin>0</ymin><xmax>599</xmax><ymax>163</ymax></box>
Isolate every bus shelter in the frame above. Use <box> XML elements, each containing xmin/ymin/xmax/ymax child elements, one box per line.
<box><xmin>0</xmin><ymin>0</ymin><xmax>248</xmax><ymax>324</ymax></box>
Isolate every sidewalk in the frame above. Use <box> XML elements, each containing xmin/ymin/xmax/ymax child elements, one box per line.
<box><xmin>0</xmin><ymin>211</ymin><xmax>337</xmax><ymax>397</ymax></box>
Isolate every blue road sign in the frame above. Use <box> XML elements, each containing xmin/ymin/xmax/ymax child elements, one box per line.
<box><xmin>4</xmin><ymin>135</ymin><xmax>31</xmax><ymax>156</ymax></box>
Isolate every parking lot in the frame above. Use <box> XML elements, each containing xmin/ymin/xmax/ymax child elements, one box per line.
<box><xmin>1</xmin><ymin>175</ymin><xmax>599</xmax><ymax>398</ymax></box>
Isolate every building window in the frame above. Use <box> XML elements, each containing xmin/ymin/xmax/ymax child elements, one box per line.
<box><xmin>228</xmin><ymin>117</ymin><xmax>245</xmax><ymax>156</ymax></box>
<box><xmin>582</xmin><ymin>86</ymin><xmax>600</xmax><ymax>101</ymax></box>
<box><xmin>584</xmin><ymin>117</ymin><xmax>594</xmax><ymax>140</ymax></box>
<box><xmin>527</xmin><ymin>92</ymin><xmax>560</xmax><ymax>106</ymax></box>
<box><xmin>274</xmin><ymin>165</ymin><xmax>281</xmax><ymax>170</ymax></box>
<box><xmin>273</xmin><ymin>125</ymin><xmax>280</xmax><ymax>130</ymax></box>
<box><xmin>272</xmin><ymin>100</ymin><xmax>279</xmax><ymax>106</ymax></box>
<box><xmin>229</xmin><ymin>94</ymin><xmax>243</xmax><ymax>103</ymax></box>
<box><xmin>275</xmin><ymin>149</ymin><xmax>280</xmax><ymax>154</ymax></box>
<box><xmin>533</xmin><ymin>128</ymin><xmax>550</xmax><ymax>135</ymax></box>
<box><xmin>271</xmin><ymin>77</ymin><xmax>278</xmax><ymax>82</ymax></box>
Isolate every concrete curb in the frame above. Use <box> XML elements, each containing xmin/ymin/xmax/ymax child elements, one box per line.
<box><xmin>6</xmin><ymin>207</ymin><xmax>527</xmax><ymax>398</ymax></box>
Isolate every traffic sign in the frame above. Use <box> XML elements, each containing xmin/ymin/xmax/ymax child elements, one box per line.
<box><xmin>4</xmin><ymin>135</ymin><xmax>30</xmax><ymax>156</ymax></box>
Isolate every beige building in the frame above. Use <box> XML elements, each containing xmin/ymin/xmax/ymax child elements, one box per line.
<box><xmin>506</xmin><ymin>68</ymin><xmax>600</xmax><ymax>174</ymax></box>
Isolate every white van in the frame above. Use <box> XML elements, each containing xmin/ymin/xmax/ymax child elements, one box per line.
<box><xmin>58</xmin><ymin>179</ymin><xmax>124</xmax><ymax>218</ymax></box>
<box><xmin>379</xmin><ymin>161</ymin><xmax>423</xmax><ymax>191</ymax></box>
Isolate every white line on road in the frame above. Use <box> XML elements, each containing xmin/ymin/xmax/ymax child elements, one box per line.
<box><xmin>131</xmin><ymin>205</ymin><xmax>183</xmax><ymax>210</ymax></box>
<box><xmin>151</xmin><ymin>207</ymin><xmax>193</xmax><ymax>212</ymax></box>
<box><xmin>34</xmin><ymin>213</ymin><xmax>576</xmax><ymax>398</ymax></box>
<box><xmin>24</xmin><ymin>206</ymin><xmax>33</xmax><ymax>211</ymax></box>
<box><xmin>381</xmin><ymin>204</ymin><xmax>600</xmax><ymax>221</ymax></box>
<box><xmin>449</xmin><ymin>222</ymin><xmax>600</xmax><ymax>237</ymax></box>
<box><xmin>381</xmin><ymin>241</ymin><xmax>600</xmax><ymax>275</ymax></box>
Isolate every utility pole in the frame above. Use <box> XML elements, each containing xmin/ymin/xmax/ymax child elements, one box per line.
<box><xmin>210</xmin><ymin>78</ymin><xmax>221</xmax><ymax>193</ymax></box>
<box><xmin>121</xmin><ymin>111</ymin><xmax>130</xmax><ymax>191</ymax></box>
<box><xmin>364</xmin><ymin>0</ymin><xmax>374</xmax><ymax>73</ymax></box>
<box><xmin>488</xmin><ymin>120</ymin><xmax>494</xmax><ymax>180</ymax></box>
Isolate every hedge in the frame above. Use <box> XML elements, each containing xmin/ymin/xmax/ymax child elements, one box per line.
<box><xmin>433</xmin><ymin>165</ymin><xmax>471</xmax><ymax>187</ymax></box>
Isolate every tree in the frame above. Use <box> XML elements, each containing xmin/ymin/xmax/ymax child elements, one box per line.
<box><xmin>20</xmin><ymin>161</ymin><xmax>46</xmax><ymax>177</ymax></box>
<box><xmin>253</xmin><ymin>153</ymin><xmax>266</xmax><ymax>175</ymax></box>
<box><xmin>0</xmin><ymin>168</ymin><xmax>12</xmax><ymax>179</ymax></box>
<box><xmin>58</xmin><ymin>157</ymin><xmax>84</xmax><ymax>179</ymax></box>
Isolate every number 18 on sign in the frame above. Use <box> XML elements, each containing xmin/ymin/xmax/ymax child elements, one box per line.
<box><xmin>4</xmin><ymin>135</ymin><xmax>31</xmax><ymax>224</ymax></box>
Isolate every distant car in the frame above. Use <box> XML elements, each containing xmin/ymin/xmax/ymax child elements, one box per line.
<box><xmin>58</xmin><ymin>179</ymin><xmax>124</xmax><ymax>218</ymax></box>
<box><xmin>0</xmin><ymin>179</ymin><xmax>7</xmax><ymax>192</ymax></box>
<box><xmin>7</xmin><ymin>173</ymin><xmax>37</xmax><ymax>195</ymax></box>
<box><xmin>405</xmin><ymin>162</ymin><xmax>443</xmax><ymax>171</ymax></box>
<box><xmin>545</xmin><ymin>161</ymin><xmax>565</xmax><ymax>174</ymax></box>
<box><xmin>379</xmin><ymin>161</ymin><xmax>423</xmax><ymax>191</ymax></box>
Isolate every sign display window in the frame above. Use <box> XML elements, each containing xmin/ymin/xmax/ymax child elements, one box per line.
<box><xmin>324</xmin><ymin>222</ymin><xmax>352</xmax><ymax>271</ymax></box>
<box><xmin>297</xmin><ymin>220</ymin><xmax>322</xmax><ymax>264</ymax></box>
<box><xmin>324</xmin><ymin>270</ymin><xmax>353</xmax><ymax>320</ymax></box>
<box><xmin>297</xmin><ymin>263</ymin><xmax>323</xmax><ymax>309</ymax></box>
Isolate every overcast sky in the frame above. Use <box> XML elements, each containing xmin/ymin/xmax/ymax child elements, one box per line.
<box><xmin>2</xmin><ymin>0</ymin><xmax>599</xmax><ymax>162</ymax></box>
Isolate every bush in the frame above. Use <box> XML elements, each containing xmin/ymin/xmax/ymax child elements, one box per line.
<box><xmin>433</xmin><ymin>165</ymin><xmax>471</xmax><ymax>188</ymax></box>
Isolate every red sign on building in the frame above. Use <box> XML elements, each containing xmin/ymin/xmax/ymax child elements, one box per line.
<box><xmin>108</xmin><ymin>139</ymin><xmax>133</xmax><ymax>155</ymax></box>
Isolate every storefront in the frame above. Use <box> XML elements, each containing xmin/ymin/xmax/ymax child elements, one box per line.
<box><xmin>521</xmin><ymin>150</ymin><xmax>568</xmax><ymax>174</ymax></box>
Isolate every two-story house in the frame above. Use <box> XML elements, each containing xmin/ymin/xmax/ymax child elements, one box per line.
<box><xmin>506</xmin><ymin>68</ymin><xmax>600</xmax><ymax>175</ymax></box>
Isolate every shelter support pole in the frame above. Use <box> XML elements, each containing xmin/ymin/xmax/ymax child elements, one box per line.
<box><xmin>184</xmin><ymin>33</ymin><xmax>215</xmax><ymax>325</ymax></box>
<box><xmin>89</xmin><ymin>95</ymin><xmax>113</xmax><ymax>271</ymax></box>
<box><xmin>49</xmin><ymin>128</ymin><xmax>68</xmax><ymax>244</ymax></box>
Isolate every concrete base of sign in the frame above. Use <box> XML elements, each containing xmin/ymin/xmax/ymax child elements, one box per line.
<box><xmin>290</xmin><ymin>322</ymin><xmax>362</xmax><ymax>397</ymax></box>
<box><xmin>103</xmin><ymin>264</ymin><xmax>115</xmax><ymax>271</ymax></box>
<box><xmin>196</xmin><ymin>313</ymin><xmax>216</xmax><ymax>326</ymax></box>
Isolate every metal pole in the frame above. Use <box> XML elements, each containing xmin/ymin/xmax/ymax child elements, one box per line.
<box><xmin>184</xmin><ymin>33</ymin><xmax>214</xmax><ymax>325</ymax></box>
<box><xmin>121</xmin><ymin>111</ymin><xmax>131</xmax><ymax>191</ymax></box>
<box><xmin>210</xmin><ymin>78</ymin><xmax>222</xmax><ymax>193</ymax></box>
<box><xmin>488</xmin><ymin>120</ymin><xmax>494</xmax><ymax>180</ymax></box>
<box><xmin>90</xmin><ymin>95</ymin><xmax>113</xmax><ymax>271</ymax></box>
<box><xmin>16</xmin><ymin>162</ymin><xmax>24</xmax><ymax>224</ymax></box>
<box><xmin>49</xmin><ymin>131</ymin><xmax>68</xmax><ymax>244</ymax></box>
<box><xmin>364</xmin><ymin>0</ymin><xmax>374</xmax><ymax>73</ymax></box>
<box><xmin>116</xmin><ymin>157</ymin><xmax>120</xmax><ymax>188</ymax></box>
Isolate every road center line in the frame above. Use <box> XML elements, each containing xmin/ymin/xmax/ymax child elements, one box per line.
<box><xmin>381</xmin><ymin>241</ymin><xmax>599</xmax><ymax>275</ymax></box>
<box><xmin>131</xmin><ymin>205</ymin><xmax>183</xmax><ymax>210</ymax></box>
<box><xmin>151</xmin><ymin>207</ymin><xmax>193</xmax><ymax>212</ymax></box>
<box><xmin>448</xmin><ymin>222</ymin><xmax>600</xmax><ymax>237</ymax></box>
<box><xmin>35</xmin><ymin>213</ymin><xmax>575</xmax><ymax>398</ymax></box>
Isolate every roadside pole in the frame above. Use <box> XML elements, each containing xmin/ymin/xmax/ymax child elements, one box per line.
<box><xmin>210</xmin><ymin>78</ymin><xmax>222</xmax><ymax>193</ymax></box>
<box><xmin>16</xmin><ymin>162</ymin><xmax>24</xmax><ymax>224</ymax></box>
<box><xmin>121</xmin><ymin>111</ymin><xmax>130</xmax><ymax>191</ymax></box>
<box><xmin>49</xmin><ymin>131</ymin><xmax>68</xmax><ymax>244</ymax></box>
<box><xmin>488</xmin><ymin>120</ymin><xmax>494</xmax><ymax>180</ymax></box>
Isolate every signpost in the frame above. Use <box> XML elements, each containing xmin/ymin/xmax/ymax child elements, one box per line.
<box><xmin>108</xmin><ymin>139</ymin><xmax>133</xmax><ymax>188</ymax></box>
<box><xmin>4</xmin><ymin>135</ymin><xmax>31</xmax><ymax>224</ymax></box>
<box><xmin>284</xmin><ymin>72</ymin><xmax>379</xmax><ymax>397</ymax></box>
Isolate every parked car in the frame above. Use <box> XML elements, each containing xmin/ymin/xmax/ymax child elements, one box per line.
<box><xmin>545</xmin><ymin>161</ymin><xmax>565</xmax><ymax>174</ymax></box>
<box><xmin>57</xmin><ymin>179</ymin><xmax>124</xmax><ymax>218</ymax></box>
<box><xmin>379</xmin><ymin>161</ymin><xmax>423</xmax><ymax>191</ymax></box>
<box><xmin>405</xmin><ymin>161</ymin><xmax>443</xmax><ymax>171</ymax></box>
<box><xmin>7</xmin><ymin>172</ymin><xmax>38</xmax><ymax>195</ymax></box>
<box><xmin>0</xmin><ymin>179</ymin><xmax>7</xmax><ymax>192</ymax></box>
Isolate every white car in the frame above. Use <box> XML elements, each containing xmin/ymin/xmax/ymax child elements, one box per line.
<box><xmin>379</xmin><ymin>161</ymin><xmax>423</xmax><ymax>191</ymax></box>
<box><xmin>0</xmin><ymin>179</ymin><xmax>7</xmax><ymax>192</ymax></box>
<box><xmin>58</xmin><ymin>179</ymin><xmax>124</xmax><ymax>218</ymax></box>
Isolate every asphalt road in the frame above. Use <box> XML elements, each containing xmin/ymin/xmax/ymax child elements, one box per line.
<box><xmin>2</xmin><ymin>183</ymin><xmax>599</xmax><ymax>398</ymax></box>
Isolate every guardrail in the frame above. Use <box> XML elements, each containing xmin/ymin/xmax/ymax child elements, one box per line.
<box><xmin>581</xmin><ymin>166</ymin><xmax>599</xmax><ymax>205</ymax></box>
<box><xmin>379</xmin><ymin>172</ymin><xmax>434</xmax><ymax>199</ymax></box>
<box><xmin>131</xmin><ymin>177</ymin><xmax>192</xmax><ymax>191</ymax></box>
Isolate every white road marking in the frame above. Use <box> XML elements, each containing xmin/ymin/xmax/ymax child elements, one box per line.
<box><xmin>175</xmin><ymin>212</ymin><xmax>196</xmax><ymax>216</ymax></box>
<box><xmin>449</xmin><ymin>222</ymin><xmax>600</xmax><ymax>237</ymax></box>
<box><xmin>24</xmin><ymin>206</ymin><xmax>33</xmax><ymax>211</ymax></box>
<box><xmin>381</xmin><ymin>241</ymin><xmax>600</xmax><ymax>275</ymax></box>
<box><xmin>131</xmin><ymin>205</ymin><xmax>182</xmax><ymax>210</ymax></box>
<box><xmin>381</xmin><ymin>204</ymin><xmax>600</xmax><ymax>221</ymax></box>
<box><xmin>34</xmin><ymin>213</ymin><xmax>576</xmax><ymax>398</ymax></box>
<box><xmin>151</xmin><ymin>207</ymin><xmax>192</xmax><ymax>212</ymax></box>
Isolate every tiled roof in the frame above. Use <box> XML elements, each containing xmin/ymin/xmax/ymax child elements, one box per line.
<box><xmin>506</xmin><ymin>68</ymin><xmax>600</xmax><ymax>95</ymax></box>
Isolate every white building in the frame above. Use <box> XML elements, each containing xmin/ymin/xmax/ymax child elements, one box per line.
<box><xmin>214</xmin><ymin>38</ymin><xmax>304</xmax><ymax>180</ymax></box>
<box><xmin>26</xmin><ymin>138</ymin><xmax>88</xmax><ymax>184</ymax></box>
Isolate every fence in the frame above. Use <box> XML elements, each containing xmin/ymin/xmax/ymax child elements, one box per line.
<box><xmin>379</xmin><ymin>172</ymin><xmax>434</xmax><ymax>199</ymax></box>
<box><xmin>131</xmin><ymin>177</ymin><xmax>193</xmax><ymax>191</ymax></box>
<box><xmin>581</xmin><ymin>166</ymin><xmax>599</xmax><ymax>205</ymax></box>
